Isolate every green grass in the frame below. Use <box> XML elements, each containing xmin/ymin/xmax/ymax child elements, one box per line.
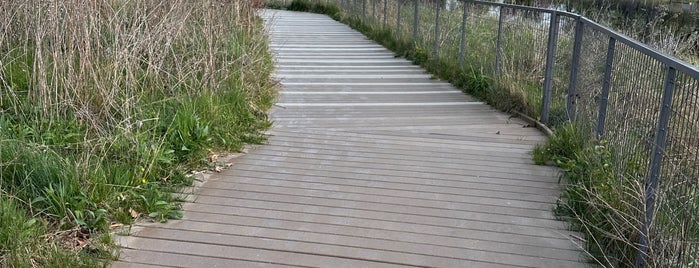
<box><xmin>0</xmin><ymin>0</ymin><xmax>274</xmax><ymax>266</ymax></box>
<box><xmin>533</xmin><ymin>123</ymin><xmax>647</xmax><ymax>267</ymax></box>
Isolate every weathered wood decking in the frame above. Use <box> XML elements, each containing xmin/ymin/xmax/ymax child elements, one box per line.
<box><xmin>112</xmin><ymin>10</ymin><xmax>589</xmax><ymax>268</ymax></box>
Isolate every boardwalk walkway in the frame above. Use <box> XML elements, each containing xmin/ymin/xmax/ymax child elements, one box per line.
<box><xmin>113</xmin><ymin>10</ymin><xmax>588</xmax><ymax>268</ymax></box>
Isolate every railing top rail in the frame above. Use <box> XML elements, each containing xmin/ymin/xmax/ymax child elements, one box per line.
<box><xmin>468</xmin><ymin>0</ymin><xmax>579</xmax><ymax>17</ymax></box>
<box><xmin>467</xmin><ymin>0</ymin><xmax>699</xmax><ymax>78</ymax></box>
<box><xmin>580</xmin><ymin>17</ymin><xmax>699</xmax><ymax>78</ymax></box>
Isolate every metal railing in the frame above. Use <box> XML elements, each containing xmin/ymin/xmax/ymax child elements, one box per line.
<box><xmin>269</xmin><ymin>0</ymin><xmax>699</xmax><ymax>266</ymax></box>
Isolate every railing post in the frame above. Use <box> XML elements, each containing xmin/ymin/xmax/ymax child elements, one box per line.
<box><xmin>433</xmin><ymin>1</ymin><xmax>441</xmax><ymax>61</ymax></box>
<box><xmin>459</xmin><ymin>0</ymin><xmax>468</xmax><ymax>67</ymax></box>
<box><xmin>635</xmin><ymin>66</ymin><xmax>677</xmax><ymax>268</ymax></box>
<box><xmin>396</xmin><ymin>0</ymin><xmax>402</xmax><ymax>40</ymax></box>
<box><xmin>566</xmin><ymin>17</ymin><xmax>584</xmax><ymax>121</ymax></box>
<box><xmin>541</xmin><ymin>11</ymin><xmax>560</xmax><ymax>125</ymax></box>
<box><xmin>596</xmin><ymin>37</ymin><xmax>616</xmax><ymax>139</ymax></box>
<box><xmin>413</xmin><ymin>0</ymin><xmax>419</xmax><ymax>45</ymax></box>
<box><xmin>494</xmin><ymin>6</ymin><xmax>504</xmax><ymax>77</ymax></box>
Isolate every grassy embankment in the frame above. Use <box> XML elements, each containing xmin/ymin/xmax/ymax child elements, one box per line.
<box><xmin>268</xmin><ymin>1</ymin><xmax>699</xmax><ymax>267</ymax></box>
<box><xmin>0</xmin><ymin>0</ymin><xmax>275</xmax><ymax>266</ymax></box>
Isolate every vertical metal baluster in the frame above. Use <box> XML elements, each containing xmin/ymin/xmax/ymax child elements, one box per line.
<box><xmin>494</xmin><ymin>6</ymin><xmax>504</xmax><ymax>77</ymax></box>
<box><xmin>566</xmin><ymin>17</ymin><xmax>584</xmax><ymax>121</ymax></box>
<box><xmin>597</xmin><ymin>37</ymin><xmax>616</xmax><ymax>138</ymax></box>
<box><xmin>541</xmin><ymin>11</ymin><xmax>560</xmax><ymax>125</ymax></box>
<box><xmin>635</xmin><ymin>66</ymin><xmax>677</xmax><ymax>268</ymax></box>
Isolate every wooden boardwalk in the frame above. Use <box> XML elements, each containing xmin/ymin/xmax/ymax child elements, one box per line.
<box><xmin>112</xmin><ymin>10</ymin><xmax>589</xmax><ymax>268</ymax></box>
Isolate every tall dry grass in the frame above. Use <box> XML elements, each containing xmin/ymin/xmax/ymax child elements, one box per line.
<box><xmin>1</xmin><ymin>0</ymin><xmax>274</xmax><ymax>266</ymax></box>
<box><xmin>1</xmin><ymin>0</ymin><xmax>269</xmax><ymax>134</ymax></box>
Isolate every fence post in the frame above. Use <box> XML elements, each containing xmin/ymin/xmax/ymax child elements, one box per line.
<box><xmin>635</xmin><ymin>66</ymin><xmax>677</xmax><ymax>268</ymax></box>
<box><xmin>459</xmin><ymin>0</ymin><xmax>468</xmax><ymax>67</ymax></box>
<box><xmin>413</xmin><ymin>0</ymin><xmax>419</xmax><ymax>45</ymax></box>
<box><xmin>433</xmin><ymin>1</ymin><xmax>441</xmax><ymax>61</ymax></box>
<box><xmin>494</xmin><ymin>6</ymin><xmax>504</xmax><ymax>77</ymax></box>
<box><xmin>396</xmin><ymin>0</ymin><xmax>402</xmax><ymax>40</ymax></box>
<box><xmin>566</xmin><ymin>17</ymin><xmax>584</xmax><ymax>121</ymax></box>
<box><xmin>596</xmin><ymin>37</ymin><xmax>616</xmax><ymax>138</ymax></box>
<box><xmin>541</xmin><ymin>11</ymin><xmax>560</xmax><ymax>125</ymax></box>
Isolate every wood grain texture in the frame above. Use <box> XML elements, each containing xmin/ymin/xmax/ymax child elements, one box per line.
<box><xmin>114</xmin><ymin>10</ymin><xmax>591</xmax><ymax>268</ymax></box>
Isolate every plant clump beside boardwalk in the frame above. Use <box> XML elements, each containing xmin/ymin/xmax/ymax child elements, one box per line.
<box><xmin>0</xmin><ymin>0</ymin><xmax>275</xmax><ymax>266</ymax></box>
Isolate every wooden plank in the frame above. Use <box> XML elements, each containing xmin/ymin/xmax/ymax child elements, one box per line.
<box><xmin>114</xmin><ymin>9</ymin><xmax>588</xmax><ymax>268</ymax></box>
<box><xmin>228</xmin><ymin>164</ymin><xmax>559</xmax><ymax>191</ymax></box>
<box><xmin>118</xmin><ymin>237</ymin><xmax>412</xmax><ymax>268</ymax></box>
<box><xmin>194</xmin><ymin>184</ymin><xmax>562</xmax><ymax>227</ymax></box>
<box><xmin>143</xmin><ymin>219</ymin><xmax>584</xmax><ymax>261</ymax></box>
<box><xmin>251</xmin><ymin>142</ymin><xmax>543</xmax><ymax>165</ymax></box>
<box><xmin>225</xmin><ymin>168</ymin><xmax>560</xmax><ymax>197</ymax></box>
<box><xmin>132</xmin><ymin>227</ymin><xmax>581</xmax><ymax>268</ymax></box>
<box><xmin>190</xmin><ymin>189</ymin><xmax>563</xmax><ymax>233</ymax></box>
<box><xmin>177</xmin><ymin>205</ymin><xmax>577</xmax><ymax>250</ymax></box>
<box><xmin>115</xmin><ymin>248</ymin><xmax>296</xmax><ymax>268</ymax></box>
<box><xmin>267</xmin><ymin>129</ymin><xmax>541</xmax><ymax>151</ymax></box>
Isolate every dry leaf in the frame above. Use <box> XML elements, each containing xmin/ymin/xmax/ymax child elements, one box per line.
<box><xmin>109</xmin><ymin>222</ymin><xmax>124</xmax><ymax>230</ymax></box>
<box><xmin>129</xmin><ymin>208</ymin><xmax>139</xmax><ymax>218</ymax></box>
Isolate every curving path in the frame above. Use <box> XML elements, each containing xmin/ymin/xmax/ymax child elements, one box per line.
<box><xmin>112</xmin><ymin>9</ymin><xmax>590</xmax><ymax>268</ymax></box>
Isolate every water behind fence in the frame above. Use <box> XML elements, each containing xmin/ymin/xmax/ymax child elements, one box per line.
<box><xmin>268</xmin><ymin>0</ymin><xmax>699</xmax><ymax>266</ymax></box>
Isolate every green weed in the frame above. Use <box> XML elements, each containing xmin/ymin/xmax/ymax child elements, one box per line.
<box><xmin>533</xmin><ymin>123</ymin><xmax>646</xmax><ymax>267</ymax></box>
<box><xmin>288</xmin><ymin>0</ymin><xmax>312</xmax><ymax>11</ymax></box>
<box><xmin>533</xmin><ymin>123</ymin><xmax>585</xmax><ymax>165</ymax></box>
